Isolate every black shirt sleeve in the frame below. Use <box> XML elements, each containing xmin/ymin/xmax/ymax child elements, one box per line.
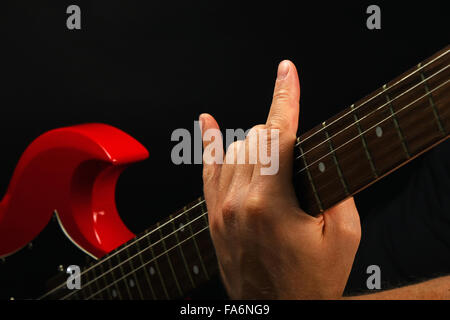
<box><xmin>345</xmin><ymin>140</ymin><xmax>450</xmax><ymax>294</ymax></box>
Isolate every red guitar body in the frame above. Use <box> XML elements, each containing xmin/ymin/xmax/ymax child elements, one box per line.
<box><xmin>0</xmin><ymin>124</ymin><xmax>149</xmax><ymax>259</ymax></box>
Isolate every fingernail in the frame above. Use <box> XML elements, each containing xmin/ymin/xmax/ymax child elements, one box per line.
<box><xmin>277</xmin><ymin>60</ymin><xmax>290</xmax><ymax>80</ymax></box>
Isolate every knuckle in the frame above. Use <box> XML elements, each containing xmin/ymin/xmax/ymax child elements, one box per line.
<box><xmin>202</xmin><ymin>166</ymin><xmax>215</xmax><ymax>183</ymax></box>
<box><xmin>266</xmin><ymin>120</ymin><xmax>285</xmax><ymax>138</ymax></box>
<box><xmin>221</xmin><ymin>197</ymin><xmax>239</xmax><ymax>223</ymax></box>
<box><xmin>272</xmin><ymin>88</ymin><xmax>291</xmax><ymax>103</ymax></box>
<box><xmin>247</xmin><ymin>124</ymin><xmax>267</xmax><ymax>137</ymax></box>
<box><xmin>248</xmin><ymin>124</ymin><xmax>282</xmax><ymax>143</ymax></box>
<box><xmin>243</xmin><ymin>195</ymin><xmax>266</xmax><ymax>218</ymax></box>
<box><xmin>227</xmin><ymin>140</ymin><xmax>240</xmax><ymax>151</ymax></box>
<box><xmin>225</xmin><ymin>141</ymin><xmax>241</xmax><ymax>163</ymax></box>
<box><xmin>338</xmin><ymin>223</ymin><xmax>361</xmax><ymax>240</ymax></box>
<box><xmin>351</xmin><ymin>228</ymin><xmax>362</xmax><ymax>241</ymax></box>
<box><xmin>252</xmin><ymin>124</ymin><xmax>267</xmax><ymax>131</ymax></box>
<box><xmin>265</xmin><ymin>121</ymin><xmax>282</xmax><ymax>132</ymax></box>
<box><xmin>231</xmin><ymin>140</ymin><xmax>245</xmax><ymax>152</ymax></box>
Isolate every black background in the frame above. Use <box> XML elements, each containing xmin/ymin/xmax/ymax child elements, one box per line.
<box><xmin>0</xmin><ymin>1</ymin><xmax>449</xmax><ymax>299</ymax></box>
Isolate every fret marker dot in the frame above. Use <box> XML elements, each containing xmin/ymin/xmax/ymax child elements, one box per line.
<box><xmin>193</xmin><ymin>265</ymin><xmax>199</xmax><ymax>275</ymax></box>
<box><xmin>376</xmin><ymin>126</ymin><xmax>383</xmax><ymax>138</ymax></box>
<box><xmin>149</xmin><ymin>266</ymin><xmax>155</xmax><ymax>276</ymax></box>
<box><xmin>318</xmin><ymin>162</ymin><xmax>326</xmax><ymax>173</ymax></box>
<box><xmin>112</xmin><ymin>290</ymin><xmax>117</xmax><ymax>298</ymax></box>
<box><xmin>129</xmin><ymin>279</ymin><xmax>135</xmax><ymax>287</ymax></box>
<box><xmin>179</xmin><ymin>222</ymin><xmax>185</xmax><ymax>232</ymax></box>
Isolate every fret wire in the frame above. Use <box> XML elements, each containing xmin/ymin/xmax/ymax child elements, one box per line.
<box><xmin>170</xmin><ymin>214</ymin><xmax>196</xmax><ymax>289</ymax></box>
<box><xmin>322</xmin><ymin>122</ymin><xmax>350</xmax><ymax>195</ymax></box>
<box><xmin>54</xmin><ymin>72</ymin><xmax>448</xmax><ymax>300</ymax></box>
<box><xmin>73</xmin><ymin>285</ymin><xmax>84</xmax><ymax>300</ymax></box>
<box><xmin>39</xmin><ymin>54</ymin><xmax>450</xmax><ymax>301</ymax></box>
<box><xmin>298</xmin><ymin>145</ymin><xmax>323</xmax><ymax>212</ymax></box>
<box><xmin>90</xmin><ymin>264</ymin><xmax>104</xmax><ymax>300</ymax></box>
<box><xmin>350</xmin><ymin>104</ymin><xmax>379</xmax><ymax>178</ymax></box>
<box><xmin>63</xmin><ymin>86</ymin><xmax>449</xmax><ymax>300</ymax></box>
<box><xmin>157</xmin><ymin>222</ymin><xmax>183</xmax><ymax>296</ymax></box>
<box><xmin>146</xmin><ymin>231</ymin><xmax>170</xmax><ymax>299</ymax></box>
<box><xmin>124</xmin><ymin>247</ymin><xmax>145</xmax><ymax>299</ymax></box>
<box><xmin>383</xmin><ymin>84</ymin><xmax>411</xmax><ymax>158</ymax></box>
<box><xmin>294</xmin><ymin>63</ymin><xmax>449</xmax><ymax>164</ymax></box>
<box><xmin>62</xmin><ymin>99</ymin><xmax>448</xmax><ymax>299</ymax></box>
<box><xmin>83</xmin><ymin>268</ymin><xmax>94</xmax><ymax>300</ymax></box>
<box><xmin>62</xmin><ymin>199</ymin><xmax>205</xmax><ymax>298</ymax></box>
<box><xmin>106</xmin><ymin>257</ymin><xmax>123</xmax><ymax>299</ymax></box>
<box><xmin>62</xmin><ymin>208</ymin><xmax>211</xmax><ymax>300</ymax></box>
<box><xmin>309</xmin><ymin>115</ymin><xmax>449</xmax><ymax>201</ymax></box>
<box><xmin>418</xmin><ymin>63</ymin><xmax>446</xmax><ymax>136</ymax></box>
<box><xmin>117</xmin><ymin>255</ymin><xmax>133</xmax><ymax>299</ymax></box>
<box><xmin>97</xmin><ymin>261</ymin><xmax>113</xmax><ymax>299</ymax></box>
<box><xmin>66</xmin><ymin>284</ymin><xmax>81</xmax><ymax>300</ymax></box>
<box><xmin>190</xmin><ymin>201</ymin><xmax>210</xmax><ymax>280</ymax></box>
<box><xmin>294</xmin><ymin>49</ymin><xmax>449</xmax><ymax>148</ymax></box>
<box><xmin>134</xmin><ymin>240</ymin><xmax>157</xmax><ymax>299</ymax></box>
<box><xmin>199</xmin><ymin>197</ymin><xmax>209</xmax><ymax>226</ymax></box>
<box><xmin>84</xmin><ymin>225</ymin><xmax>211</xmax><ymax>300</ymax></box>
<box><xmin>296</xmin><ymin>79</ymin><xmax>449</xmax><ymax>176</ymax></box>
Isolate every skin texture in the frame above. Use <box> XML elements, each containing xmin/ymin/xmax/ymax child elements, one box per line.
<box><xmin>200</xmin><ymin>60</ymin><xmax>361</xmax><ymax>299</ymax></box>
<box><xmin>200</xmin><ymin>60</ymin><xmax>450</xmax><ymax>300</ymax></box>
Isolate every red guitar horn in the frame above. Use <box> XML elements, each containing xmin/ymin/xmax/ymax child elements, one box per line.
<box><xmin>0</xmin><ymin>124</ymin><xmax>149</xmax><ymax>259</ymax></box>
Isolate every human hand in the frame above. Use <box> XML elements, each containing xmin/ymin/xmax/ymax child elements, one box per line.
<box><xmin>200</xmin><ymin>60</ymin><xmax>361</xmax><ymax>299</ymax></box>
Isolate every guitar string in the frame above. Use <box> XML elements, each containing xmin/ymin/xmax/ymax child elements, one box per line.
<box><xmin>295</xmin><ymin>79</ymin><xmax>449</xmax><ymax>176</ymax></box>
<box><xmin>60</xmin><ymin>78</ymin><xmax>449</xmax><ymax>300</ymax></box>
<box><xmin>59</xmin><ymin>209</ymin><xmax>210</xmax><ymax>299</ymax></box>
<box><xmin>38</xmin><ymin>199</ymin><xmax>205</xmax><ymax>300</ymax></box>
<box><xmin>300</xmin><ymin>114</ymin><xmax>447</xmax><ymax>198</ymax></box>
<box><xmin>293</xmin><ymin>49</ymin><xmax>449</xmax><ymax>148</ymax></box>
<box><xmin>39</xmin><ymin>52</ymin><xmax>450</xmax><ymax>299</ymax></box>
<box><xmin>83</xmin><ymin>224</ymin><xmax>211</xmax><ymax>300</ymax></box>
<box><xmin>294</xmin><ymin>64</ymin><xmax>449</xmax><ymax>162</ymax></box>
<box><xmin>85</xmin><ymin>93</ymin><xmax>450</xmax><ymax>300</ymax></box>
<box><xmin>40</xmin><ymin>58</ymin><xmax>449</xmax><ymax>300</ymax></box>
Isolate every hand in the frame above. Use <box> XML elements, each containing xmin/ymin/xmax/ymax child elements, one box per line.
<box><xmin>200</xmin><ymin>60</ymin><xmax>361</xmax><ymax>299</ymax></box>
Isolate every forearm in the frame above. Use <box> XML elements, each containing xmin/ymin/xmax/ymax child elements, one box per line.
<box><xmin>345</xmin><ymin>276</ymin><xmax>450</xmax><ymax>300</ymax></box>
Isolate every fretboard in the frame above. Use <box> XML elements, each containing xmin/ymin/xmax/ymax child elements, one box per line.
<box><xmin>45</xmin><ymin>197</ymin><xmax>217</xmax><ymax>300</ymax></box>
<box><xmin>294</xmin><ymin>46</ymin><xmax>449</xmax><ymax>214</ymax></box>
<box><xmin>42</xmin><ymin>46</ymin><xmax>449</xmax><ymax>300</ymax></box>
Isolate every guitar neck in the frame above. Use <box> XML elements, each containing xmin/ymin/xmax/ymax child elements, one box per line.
<box><xmin>43</xmin><ymin>46</ymin><xmax>449</xmax><ymax>300</ymax></box>
<box><xmin>294</xmin><ymin>46</ymin><xmax>449</xmax><ymax>215</ymax></box>
<box><xmin>45</xmin><ymin>197</ymin><xmax>216</xmax><ymax>300</ymax></box>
